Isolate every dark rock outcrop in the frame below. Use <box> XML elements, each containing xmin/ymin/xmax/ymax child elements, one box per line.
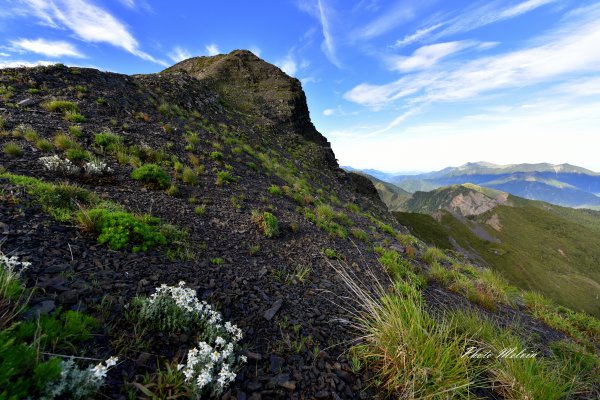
<box><xmin>165</xmin><ymin>50</ymin><xmax>337</xmax><ymax>166</ymax></box>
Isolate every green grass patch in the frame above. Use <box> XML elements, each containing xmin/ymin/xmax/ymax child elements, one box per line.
<box><xmin>65</xmin><ymin>148</ymin><xmax>91</xmax><ymax>162</ymax></box>
<box><xmin>181</xmin><ymin>167</ymin><xmax>198</xmax><ymax>185</ymax></box>
<box><xmin>64</xmin><ymin>110</ymin><xmax>86</xmax><ymax>123</ymax></box>
<box><xmin>44</xmin><ymin>100</ymin><xmax>77</xmax><ymax>113</ymax></box>
<box><xmin>216</xmin><ymin>170</ymin><xmax>237</xmax><ymax>185</ymax></box>
<box><xmin>35</xmin><ymin>139</ymin><xmax>53</xmax><ymax>152</ymax></box>
<box><xmin>322</xmin><ymin>248</ymin><xmax>339</xmax><ymax>260</ymax></box>
<box><xmin>1</xmin><ymin>172</ymin><xmax>99</xmax><ymax>221</ymax></box>
<box><xmin>352</xmin><ymin>289</ymin><xmax>477</xmax><ymax>399</ymax></box>
<box><xmin>3</xmin><ymin>142</ymin><xmax>22</xmax><ymax>156</ymax></box>
<box><xmin>423</xmin><ymin>246</ymin><xmax>447</xmax><ymax>265</ymax></box>
<box><xmin>350</xmin><ymin>227</ymin><xmax>369</xmax><ymax>242</ymax></box>
<box><xmin>252</xmin><ymin>210</ymin><xmax>279</xmax><ymax>238</ymax></box>
<box><xmin>53</xmin><ymin>133</ymin><xmax>79</xmax><ymax>150</ymax></box>
<box><xmin>131</xmin><ymin>164</ymin><xmax>170</xmax><ymax>189</ymax></box>
<box><xmin>94</xmin><ymin>132</ymin><xmax>123</xmax><ymax>153</ymax></box>
<box><xmin>268</xmin><ymin>185</ymin><xmax>282</xmax><ymax>196</ymax></box>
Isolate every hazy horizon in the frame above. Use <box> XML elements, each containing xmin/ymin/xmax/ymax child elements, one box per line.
<box><xmin>343</xmin><ymin>160</ymin><xmax>600</xmax><ymax>175</ymax></box>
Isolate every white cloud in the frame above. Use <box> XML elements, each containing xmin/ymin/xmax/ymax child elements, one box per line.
<box><xmin>397</xmin><ymin>0</ymin><xmax>559</xmax><ymax>46</ymax></box>
<box><xmin>11</xmin><ymin>38</ymin><xmax>84</xmax><ymax>58</ymax></box>
<box><xmin>317</xmin><ymin>0</ymin><xmax>341</xmax><ymax>67</ymax></box>
<box><xmin>205</xmin><ymin>43</ymin><xmax>220</xmax><ymax>56</ymax></box>
<box><xmin>323</xmin><ymin>108</ymin><xmax>335</xmax><ymax>116</ymax></box>
<box><xmin>0</xmin><ymin>59</ymin><xmax>56</xmax><ymax>68</ymax></box>
<box><xmin>18</xmin><ymin>0</ymin><xmax>166</xmax><ymax>65</ymax></box>
<box><xmin>0</xmin><ymin>52</ymin><xmax>10</xmax><ymax>57</ymax></box>
<box><xmin>390</xmin><ymin>41</ymin><xmax>469</xmax><ymax>72</ymax></box>
<box><xmin>297</xmin><ymin>0</ymin><xmax>341</xmax><ymax>67</ymax></box>
<box><xmin>117</xmin><ymin>0</ymin><xmax>135</xmax><ymax>8</ymax></box>
<box><xmin>277</xmin><ymin>54</ymin><xmax>297</xmax><ymax>76</ymax></box>
<box><xmin>355</xmin><ymin>1</ymin><xmax>417</xmax><ymax>39</ymax></box>
<box><xmin>345</xmin><ymin>5</ymin><xmax>600</xmax><ymax>107</ymax></box>
<box><xmin>344</xmin><ymin>74</ymin><xmax>437</xmax><ymax>108</ymax></box>
<box><xmin>437</xmin><ymin>0</ymin><xmax>560</xmax><ymax>40</ymax></box>
<box><xmin>168</xmin><ymin>46</ymin><xmax>192</xmax><ymax>63</ymax></box>
<box><xmin>500</xmin><ymin>0</ymin><xmax>558</xmax><ymax>19</ymax></box>
<box><xmin>391</xmin><ymin>23</ymin><xmax>444</xmax><ymax>48</ymax></box>
<box><xmin>552</xmin><ymin>77</ymin><xmax>600</xmax><ymax>97</ymax></box>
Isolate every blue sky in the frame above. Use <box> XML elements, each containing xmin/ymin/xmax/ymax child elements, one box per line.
<box><xmin>1</xmin><ymin>0</ymin><xmax>599</xmax><ymax>172</ymax></box>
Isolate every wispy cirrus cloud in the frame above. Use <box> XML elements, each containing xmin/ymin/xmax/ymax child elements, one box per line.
<box><xmin>10</xmin><ymin>38</ymin><xmax>85</xmax><ymax>58</ymax></box>
<box><xmin>389</xmin><ymin>41</ymin><xmax>471</xmax><ymax>72</ymax></box>
<box><xmin>317</xmin><ymin>0</ymin><xmax>341</xmax><ymax>67</ymax></box>
<box><xmin>168</xmin><ymin>46</ymin><xmax>192</xmax><ymax>63</ymax></box>
<box><xmin>345</xmin><ymin>3</ymin><xmax>600</xmax><ymax>108</ymax></box>
<box><xmin>15</xmin><ymin>0</ymin><xmax>166</xmax><ymax>66</ymax></box>
<box><xmin>394</xmin><ymin>0</ymin><xmax>560</xmax><ymax>47</ymax></box>
<box><xmin>296</xmin><ymin>0</ymin><xmax>342</xmax><ymax>67</ymax></box>
<box><xmin>116</xmin><ymin>0</ymin><xmax>135</xmax><ymax>9</ymax></box>
<box><xmin>391</xmin><ymin>23</ymin><xmax>445</xmax><ymax>48</ymax></box>
<box><xmin>353</xmin><ymin>0</ymin><xmax>418</xmax><ymax>40</ymax></box>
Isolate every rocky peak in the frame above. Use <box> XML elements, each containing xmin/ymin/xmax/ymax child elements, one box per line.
<box><xmin>164</xmin><ymin>50</ymin><xmax>335</xmax><ymax>165</ymax></box>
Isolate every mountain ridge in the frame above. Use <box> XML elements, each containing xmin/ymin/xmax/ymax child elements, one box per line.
<box><xmin>349</xmin><ymin>162</ymin><xmax>600</xmax><ymax>208</ymax></box>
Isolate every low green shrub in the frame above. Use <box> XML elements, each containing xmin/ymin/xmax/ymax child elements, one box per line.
<box><xmin>322</xmin><ymin>248</ymin><xmax>339</xmax><ymax>259</ymax></box>
<box><xmin>350</xmin><ymin>227</ymin><xmax>369</xmax><ymax>242</ymax></box>
<box><xmin>53</xmin><ymin>133</ymin><xmax>79</xmax><ymax>150</ymax></box>
<box><xmin>131</xmin><ymin>164</ymin><xmax>170</xmax><ymax>189</ymax></box>
<box><xmin>252</xmin><ymin>210</ymin><xmax>279</xmax><ymax>238</ymax></box>
<box><xmin>79</xmin><ymin>208</ymin><xmax>167</xmax><ymax>252</ymax></box>
<box><xmin>3</xmin><ymin>142</ymin><xmax>22</xmax><ymax>156</ymax></box>
<box><xmin>166</xmin><ymin>184</ymin><xmax>179</xmax><ymax>197</ymax></box>
<box><xmin>15</xmin><ymin>310</ymin><xmax>96</xmax><ymax>352</ymax></box>
<box><xmin>94</xmin><ymin>132</ymin><xmax>123</xmax><ymax>152</ymax></box>
<box><xmin>345</xmin><ymin>203</ymin><xmax>361</xmax><ymax>213</ymax></box>
<box><xmin>268</xmin><ymin>185</ymin><xmax>282</xmax><ymax>196</ymax></box>
<box><xmin>35</xmin><ymin>139</ymin><xmax>53</xmax><ymax>152</ymax></box>
<box><xmin>64</xmin><ymin>111</ymin><xmax>86</xmax><ymax>123</ymax></box>
<box><xmin>44</xmin><ymin>100</ymin><xmax>77</xmax><ymax>113</ymax></box>
<box><xmin>68</xmin><ymin>125</ymin><xmax>83</xmax><ymax>138</ymax></box>
<box><xmin>423</xmin><ymin>246</ymin><xmax>447</xmax><ymax>265</ymax></box>
<box><xmin>216</xmin><ymin>170</ymin><xmax>237</xmax><ymax>185</ymax></box>
<box><xmin>182</xmin><ymin>167</ymin><xmax>198</xmax><ymax>185</ymax></box>
<box><xmin>65</xmin><ymin>148</ymin><xmax>91</xmax><ymax>161</ymax></box>
<box><xmin>194</xmin><ymin>205</ymin><xmax>206</xmax><ymax>216</ymax></box>
<box><xmin>209</xmin><ymin>151</ymin><xmax>223</xmax><ymax>161</ymax></box>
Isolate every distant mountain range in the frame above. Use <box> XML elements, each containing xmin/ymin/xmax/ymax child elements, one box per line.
<box><xmin>344</xmin><ymin>162</ymin><xmax>600</xmax><ymax>209</ymax></box>
<box><xmin>387</xmin><ymin>183</ymin><xmax>600</xmax><ymax>316</ymax></box>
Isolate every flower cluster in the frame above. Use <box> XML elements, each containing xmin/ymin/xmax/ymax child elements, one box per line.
<box><xmin>39</xmin><ymin>155</ymin><xmax>80</xmax><ymax>175</ymax></box>
<box><xmin>142</xmin><ymin>281</ymin><xmax>245</xmax><ymax>397</ymax></box>
<box><xmin>83</xmin><ymin>158</ymin><xmax>112</xmax><ymax>175</ymax></box>
<box><xmin>149</xmin><ymin>281</ymin><xmax>224</xmax><ymax>325</ymax></box>
<box><xmin>90</xmin><ymin>356</ymin><xmax>118</xmax><ymax>380</ymax></box>
<box><xmin>39</xmin><ymin>155</ymin><xmax>112</xmax><ymax>176</ymax></box>
<box><xmin>0</xmin><ymin>252</ymin><xmax>31</xmax><ymax>278</ymax></box>
<box><xmin>178</xmin><ymin>337</ymin><xmax>241</xmax><ymax>393</ymax></box>
<box><xmin>41</xmin><ymin>356</ymin><xmax>118</xmax><ymax>400</ymax></box>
